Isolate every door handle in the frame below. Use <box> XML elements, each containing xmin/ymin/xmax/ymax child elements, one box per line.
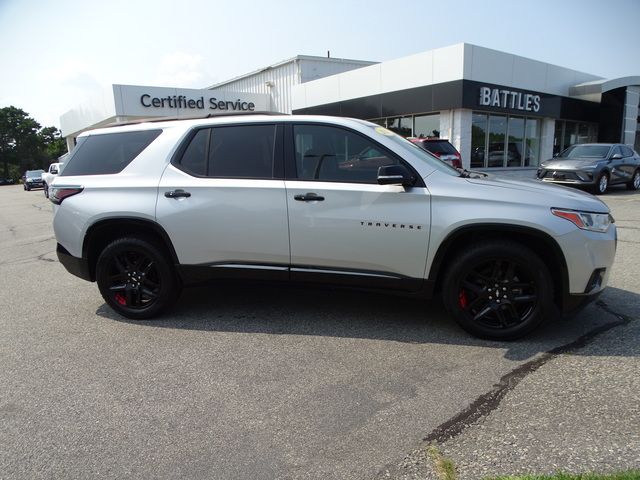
<box><xmin>165</xmin><ymin>189</ymin><xmax>191</xmax><ymax>199</ymax></box>
<box><xmin>294</xmin><ymin>192</ymin><xmax>324</xmax><ymax>202</ymax></box>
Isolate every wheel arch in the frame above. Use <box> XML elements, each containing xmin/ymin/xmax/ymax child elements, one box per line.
<box><xmin>83</xmin><ymin>218</ymin><xmax>179</xmax><ymax>282</ymax></box>
<box><xmin>428</xmin><ymin>224</ymin><xmax>569</xmax><ymax>309</ymax></box>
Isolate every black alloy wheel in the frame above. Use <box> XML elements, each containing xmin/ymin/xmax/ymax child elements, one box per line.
<box><xmin>442</xmin><ymin>241</ymin><xmax>552</xmax><ymax>340</ymax></box>
<box><xmin>96</xmin><ymin>237</ymin><xmax>180</xmax><ymax>319</ymax></box>
<box><xmin>627</xmin><ymin>170</ymin><xmax>640</xmax><ymax>191</ymax></box>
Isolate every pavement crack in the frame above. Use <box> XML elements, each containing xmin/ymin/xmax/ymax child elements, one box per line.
<box><xmin>421</xmin><ymin>300</ymin><xmax>633</xmax><ymax>446</ymax></box>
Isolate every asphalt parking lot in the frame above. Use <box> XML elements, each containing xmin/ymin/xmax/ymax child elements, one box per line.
<box><xmin>0</xmin><ymin>183</ymin><xmax>638</xmax><ymax>479</ymax></box>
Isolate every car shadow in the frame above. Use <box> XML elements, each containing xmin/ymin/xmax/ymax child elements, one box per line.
<box><xmin>602</xmin><ymin>187</ymin><xmax>640</xmax><ymax>197</ymax></box>
<box><xmin>95</xmin><ymin>282</ymin><xmax>639</xmax><ymax>362</ymax></box>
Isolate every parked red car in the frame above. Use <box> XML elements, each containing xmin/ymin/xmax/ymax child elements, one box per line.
<box><xmin>409</xmin><ymin>138</ymin><xmax>462</xmax><ymax>169</ymax></box>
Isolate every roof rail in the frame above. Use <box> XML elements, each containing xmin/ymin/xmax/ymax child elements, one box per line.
<box><xmin>206</xmin><ymin>111</ymin><xmax>289</xmax><ymax>117</ymax></box>
<box><xmin>101</xmin><ymin>111</ymin><xmax>290</xmax><ymax>129</ymax></box>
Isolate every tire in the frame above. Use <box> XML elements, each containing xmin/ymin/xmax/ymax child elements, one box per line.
<box><xmin>442</xmin><ymin>241</ymin><xmax>553</xmax><ymax>340</ymax></box>
<box><xmin>594</xmin><ymin>172</ymin><xmax>609</xmax><ymax>195</ymax></box>
<box><xmin>25</xmin><ymin>185</ymin><xmax>31</xmax><ymax>191</ymax></box>
<box><xmin>96</xmin><ymin>237</ymin><xmax>181</xmax><ymax>320</ymax></box>
<box><xmin>627</xmin><ymin>169</ymin><xmax>640</xmax><ymax>191</ymax></box>
<box><xmin>43</xmin><ymin>184</ymin><xmax>49</xmax><ymax>198</ymax></box>
<box><xmin>23</xmin><ymin>184</ymin><xmax>26</xmax><ymax>191</ymax></box>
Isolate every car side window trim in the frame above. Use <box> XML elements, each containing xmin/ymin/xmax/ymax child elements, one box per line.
<box><xmin>282</xmin><ymin>122</ymin><xmax>424</xmax><ymax>188</ymax></box>
<box><xmin>170</xmin><ymin>122</ymin><xmax>284</xmax><ymax>180</ymax></box>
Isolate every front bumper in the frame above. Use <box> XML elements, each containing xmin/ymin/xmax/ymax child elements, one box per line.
<box><xmin>56</xmin><ymin>243</ymin><xmax>92</xmax><ymax>281</ymax></box>
<box><xmin>536</xmin><ymin>168</ymin><xmax>596</xmax><ymax>186</ymax></box>
<box><xmin>562</xmin><ymin>290</ymin><xmax>603</xmax><ymax>315</ymax></box>
<box><xmin>555</xmin><ymin>224</ymin><xmax>616</xmax><ymax>312</ymax></box>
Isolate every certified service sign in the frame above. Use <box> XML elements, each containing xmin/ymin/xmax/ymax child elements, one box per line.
<box><xmin>114</xmin><ymin>84</ymin><xmax>270</xmax><ymax>118</ymax></box>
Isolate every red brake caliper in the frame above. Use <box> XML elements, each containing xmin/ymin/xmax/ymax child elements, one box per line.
<box><xmin>115</xmin><ymin>293</ymin><xmax>127</xmax><ymax>306</ymax></box>
<box><xmin>458</xmin><ymin>289</ymin><xmax>468</xmax><ymax>309</ymax></box>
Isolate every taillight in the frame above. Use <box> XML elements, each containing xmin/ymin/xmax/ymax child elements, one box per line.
<box><xmin>49</xmin><ymin>186</ymin><xmax>83</xmax><ymax>205</ymax></box>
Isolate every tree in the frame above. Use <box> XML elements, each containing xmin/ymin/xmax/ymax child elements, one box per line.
<box><xmin>0</xmin><ymin>106</ymin><xmax>67</xmax><ymax>179</ymax></box>
<box><xmin>39</xmin><ymin>126</ymin><xmax>67</xmax><ymax>160</ymax></box>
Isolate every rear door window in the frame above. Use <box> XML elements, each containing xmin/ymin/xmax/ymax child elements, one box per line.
<box><xmin>208</xmin><ymin>124</ymin><xmax>275</xmax><ymax>178</ymax></box>
<box><xmin>61</xmin><ymin>130</ymin><xmax>162</xmax><ymax>176</ymax></box>
<box><xmin>175</xmin><ymin>124</ymin><xmax>276</xmax><ymax>179</ymax></box>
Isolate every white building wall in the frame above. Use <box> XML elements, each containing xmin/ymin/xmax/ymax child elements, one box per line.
<box><xmin>440</xmin><ymin>109</ymin><xmax>472</xmax><ymax>169</ymax></box>
<box><xmin>464</xmin><ymin>44</ymin><xmax>601</xmax><ymax>96</ymax></box>
<box><xmin>212</xmin><ymin>60</ymin><xmax>300</xmax><ymax>114</ymax></box>
<box><xmin>293</xmin><ymin>43</ymin><xmax>603</xmax><ymax>111</ymax></box>
<box><xmin>622</xmin><ymin>86</ymin><xmax>640</xmax><ymax>146</ymax></box>
<box><xmin>541</xmin><ymin>118</ymin><xmax>556</xmax><ymax>162</ymax></box>
<box><xmin>212</xmin><ymin>57</ymin><xmax>375</xmax><ymax>114</ymax></box>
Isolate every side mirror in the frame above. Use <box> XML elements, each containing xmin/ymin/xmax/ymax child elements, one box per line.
<box><xmin>377</xmin><ymin>165</ymin><xmax>415</xmax><ymax>187</ymax></box>
<box><xmin>553</xmin><ymin>152</ymin><xmax>560</xmax><ymax>158</ymax></box>
<box><xmin>611</xmin><ymin>153</ymin><xmax>623</xmax><ymax>160</ymax></box>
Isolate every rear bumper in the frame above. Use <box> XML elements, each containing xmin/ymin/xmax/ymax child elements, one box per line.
<box><xmin>57</xmin><ymin>243</ymin><xmax>92</xmax><ymax>281</ymax></box>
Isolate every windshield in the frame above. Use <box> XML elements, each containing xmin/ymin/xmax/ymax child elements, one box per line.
<box><xmin>560</xmin><ymin>145</ymin><xmax>611</xmax><ymax>159</ymax></box>
<box><xmin>26</xmin><ymin>170</ymin><xmax>44</xmax><ymax>178</ymax></box>
<box><xmin>362</xmin><ymin>123</ymin><xmax>460</xmax><ymax>177</ymax></box>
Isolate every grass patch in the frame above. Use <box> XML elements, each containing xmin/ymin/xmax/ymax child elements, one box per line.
<box><xmin>487</xmin><ymin>471</ymin><xmax>640</xmax><ymax>480</ymax></box>
<box><xmin>427</xmin><ymin>445</ymin><xmax>457</xmax><ymax>480</ymax></box>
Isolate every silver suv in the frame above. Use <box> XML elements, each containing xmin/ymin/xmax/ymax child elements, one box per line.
<box><xmin>51</xmin><ymin>115</ymin><xmax>617</xmax><ymax>339</ymax></box>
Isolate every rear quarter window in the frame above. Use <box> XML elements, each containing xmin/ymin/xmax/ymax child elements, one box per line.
<box><xmin>61</xmin><ymin>130</ymin><xmax>162</xmax><ymax>176</ymax></box>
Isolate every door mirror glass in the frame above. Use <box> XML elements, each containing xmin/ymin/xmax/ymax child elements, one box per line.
<box><xmin>377</xmin><ymin>165</ymin><xmax>414</xmax><ymax>186</ymax></box>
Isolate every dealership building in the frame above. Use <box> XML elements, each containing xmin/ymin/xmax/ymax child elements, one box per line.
<box><xmin>60</xmin><ymin>43</ymin><xmax>640</xmax><ymax>171</ymax></box>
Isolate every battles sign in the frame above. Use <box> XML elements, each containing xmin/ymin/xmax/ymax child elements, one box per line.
<box><xmin>479</xmin><ymin>86</ymin><xmax>541</xmax><ymax>113</ymax></box>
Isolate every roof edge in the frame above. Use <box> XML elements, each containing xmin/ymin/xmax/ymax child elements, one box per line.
<box><xmin>206</xmin><ymin>55</ymin><xmax>377</xmax><ymax>89</ymax></box>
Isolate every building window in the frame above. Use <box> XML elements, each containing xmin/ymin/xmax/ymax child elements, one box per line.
<box><xmin>507</xmin><ymin>116</ymin><xmax>525</xmax><ymax>167</ymax></box>
<box><xmin>471</xmin><ymin>113</ymin><xmax>488</xmax><ymax>168</ymax></box>
<box><xmin>554</xmin><ymin>120</ymin><xmax>598</xmax><ymax>154</ymax></box>
<box><xmin>387</xmin><ymin>116</ymin><xmax>413</xmax><ymax>137</ymax></box>
<box><xmin>471</xmin><ymin>112</ymin><xmax>542</xmax><ymax>168</ymax></box>
<box><xmin>487</xmin><ymin>115</ymin><xmax>508</xmax><ymax>167</ymax></box>
<box><xmin>414</xmin><ymin>114</ymin><xmax>441</xmax><ymax>138</ymax></box>
<box><xmin>367</xmin><ymin>113</ymin><xmax>442</xmax><ymax>140</ymax></box>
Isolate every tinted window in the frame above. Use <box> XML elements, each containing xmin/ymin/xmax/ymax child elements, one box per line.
<box><xmin>61</xmin><ymin>130</ymin><xmax>162</xmax><ymax>176</ymax></box>
<box><xmin>294</xmin><ymin>124</ymin><xmax>399</xmax><ymax>183</ymax></box>
<box><xmin>208</xmin><ymin>124</ymin><xmax>275</xmax><ymax>178</ymax></box>
<box><xmin>179</xmin><ymin>128</ymin><xmax>209</xmax><ymax>176</ymax></box>
<box><xmin>423</xmin><ymin>140</ymin><xmax>457</xmax><ymax>155</ymax></box>
<box><xmin>621</xmin><ymin>146</ymin><xmax>634</xmax><ymax>157</ymax></box>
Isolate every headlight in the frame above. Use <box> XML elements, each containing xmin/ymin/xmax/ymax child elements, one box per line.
<box><xmin>580</xmin><ymin>164</ymin><xmax>599</xmax><ymax>170</ymax></box>
<box><xmin>551</xmin><ymin>208</ymin><xmax>613</xmax><ymax>232</ymax></box>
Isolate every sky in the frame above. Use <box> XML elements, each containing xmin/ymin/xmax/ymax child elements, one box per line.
<box><xmin>1</xmin><ymin>0</ymin><xmax>639</xmax><ymax>129</ymax></box>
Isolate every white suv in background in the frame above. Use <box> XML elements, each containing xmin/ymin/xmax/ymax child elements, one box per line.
<box><xmin>50</xmin><ymin>115</ymin><xmax>616</xmax><ymax>339</ymax></box>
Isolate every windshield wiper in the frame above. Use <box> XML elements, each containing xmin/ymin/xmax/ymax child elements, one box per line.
<box><xmin>458</xmin><ymin>168</ymin><xmax>487</xmax><ymax>178</ymax></box>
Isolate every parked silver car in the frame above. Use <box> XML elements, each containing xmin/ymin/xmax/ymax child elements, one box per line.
<box><xmin>50</xmin><ymin>115</ymin><xmax>617</xmax><ymax>339</ymax></box>
<box><xmin>537</xmin><ymin>143</ymin><xmax>640</xmax><ymax>194</ymax></box>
